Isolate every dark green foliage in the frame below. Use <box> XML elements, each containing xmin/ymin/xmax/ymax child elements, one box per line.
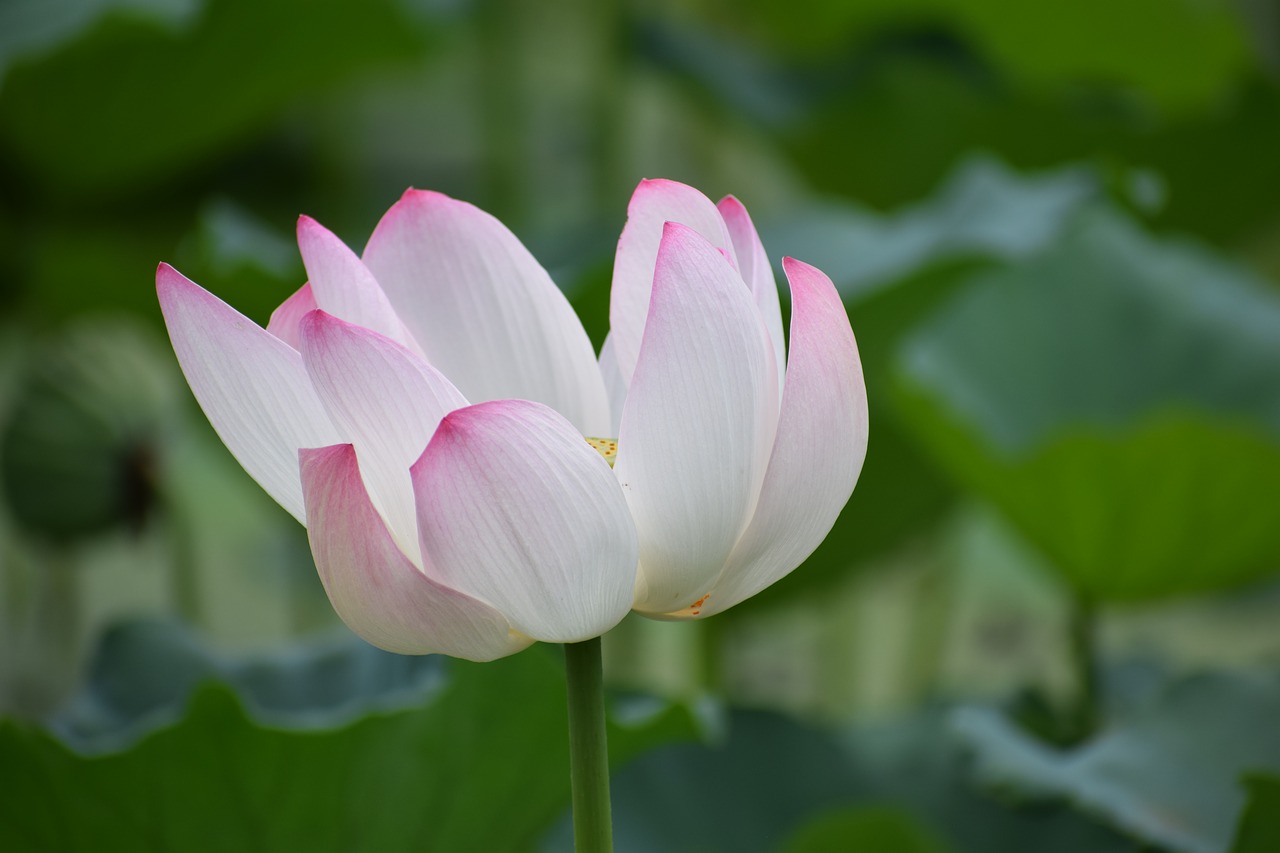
<box><xmin>0</xmin><ymin>646</ymin><xmax>697</xmax><ymax>853</ymax></box>
<box><xmin>0</xmin><ymin>0</ymin><xmax>429</xmax><ymax>198</ymax></box>
<box><xmin>783</xmin><ymin>805</ymin><xmax>951</xmax><ymax>853</ymax></box>
<box><xmin>956</xmin><ymin>673</ymin><xmax>1280</xmax><ymax>853</ymax></box>
<box><xmin>896</xmin><ymin>210</ymin><xmax>1280</xmax><ymax>600</ymax></box>
<box><xmin>1229</xmin><ymin>775</ymin><xmax>1280</xmax><ymax>853</ymax></box>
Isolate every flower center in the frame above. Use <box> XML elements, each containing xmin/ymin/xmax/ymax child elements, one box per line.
<box><xmin>584</xmin><ymin>436</ymin><xmax>618</xmax><ymax>468</ymax></box>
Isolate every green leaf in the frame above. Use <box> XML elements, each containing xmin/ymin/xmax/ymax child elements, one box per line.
<box><xmin>944</xmin><ymin>0</ymin><xmax>1250</xmax><ymax>113</ymax></box>
<box><xmin>895</xmin><ymin>208</ymin><xmax>1280</xmax><ymax>600</ymax></box>
<box><xmin>193</xmin><ymin>196</ymin><xmax>300</xmax><ymax>280</ymax></box>
<box><xmin>748</xmin><ymin>159</ymin><xmax>1095</xmax><ymax>607</ymax></box>
<box><xmin>783</xmin><ymin>805</ymin><xmax>951</xmax><ymax>853</ymax></box>
<box><xmin>1229</xmin><ymin>775</ymin><xmax>1280</xmax><ymax>853</ymax></box>
<box><xmin>554</xmin><ymin>708</ymin><xmax>1139</xmax><ymax>852</ymax></box>
<box><xmin>725</xmin><ymin>0</ymin><xmax>1252</xmax><ymax>114</ymax></box>
<box><xmin>171</xmin><ymin>195</ymin><xmax>307</xmax><ymax>328</ymax></box>
<box><xmin>0</xmin><ymin>648</ymin><xmax>698</xmax><ymax>853</ymax></box>
<box><xmin>48</xmin><ymin>618</ymin><xmax>447</xmax><ymax>751</ymax></box>
<box><xmin>762</xmin><ymin>157</ymin><xmax>1099</xmax><ymax>300</ymax></box>
<box><xmin>0</xmin><ymin>0</ymin><xmax>199</xmax><ymax>80</ymax></box>
<box><xmin>0</xmin><ymin>0</ymin><xmax>429</xmax><ymax>197</ymax></box>
<box><xmin>778</xmin><ymin>55</ymin><xmax>1280</xmax><ymax>248</ymax></box>
<box><xmin>955</xmin><ymin>672</ymin><xmax>1280</xmax><ymax>853</ymax></box>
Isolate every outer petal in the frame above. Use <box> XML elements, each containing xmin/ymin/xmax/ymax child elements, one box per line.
<box><xmin>718</xmin><ymin>195</ymin><xmax>786</xmax><ymax>394</ymax></box>
<box><xmin>609</xmin><ymin>179</ymin><xmax>736</xmax><ymax>388</ymax></box>
<box><xmin>301</xmin><ymin>443</ymin><xmax>529</xmax><ymax>660</ymax></box>
<box><xmin>297</xmin><ymin>216</ymin><xmax>423</xmax><ymax>356</ymax></box>
<box><xmin>699</xmin><ymin>258</ymin><xmax>868</xmax><ymax>617</ymax></box>
<box><xmin>157</xmin><ymin>264</ymin><xmax>339</xmax><ymax>523</ymax></box>
<box><xmin>361</xmin><ymin>190</ymin><xmax>611</xmax><ymax>436</ymax></box>
<box><xmin>614</xmin><ymin>223</ymin><xmax>779</xmax><ymax>616</ymax></box>
<box><xmin>412</xmin><ymin>400</ymin><xmax>637</xmax><ymax>643</ymax></box>
<box><xmin>299</xmin><ymin>311</ymin><xmax>468</xmax><ymax>567</ymax></box>
<box><xmin>266</xmin><ymin>282</ymin><xmax>316</xmax><ymax>350</ymax></box>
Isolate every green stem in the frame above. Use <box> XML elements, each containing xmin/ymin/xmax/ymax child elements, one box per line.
<box><xmin>564</xmin><ymin>637</ymin><xmax>613</xmax><ymax>853</ymax></box>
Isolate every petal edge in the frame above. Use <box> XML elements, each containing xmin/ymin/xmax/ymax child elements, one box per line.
<box><xmin>700</xmin><ymin>257</ymin><xmax>867</xmax><ymax>616</ymax></box>
<box><xmin>157</xmin><ymin>263</ymin><xmax>339</xmax><ymax>523</ymax></box>
<box><xmin>301</xmin><ymin>443</ymin><xmax>529</xmax><ymax>660</ymax></box>
<box><xmin>362</xmin><ymin>190</ymin><xmax>611</xmax><ymax>435</ymax></box>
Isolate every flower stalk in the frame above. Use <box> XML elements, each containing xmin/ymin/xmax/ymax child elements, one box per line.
<box><xmin>564</xmin><ymin>636</ymin><xmax>613</xmax><ymax>853</ymax></box>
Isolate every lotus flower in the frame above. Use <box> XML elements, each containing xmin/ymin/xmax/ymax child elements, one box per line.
<box><xmin>156</xmin><ymin>220</ymin><xmax>638</xmax><ymax>660</ymax></box>
<box><xmin>157</xmin><ymin>179</ymin><xmax>865</xmax><ymax>657</ymax></box>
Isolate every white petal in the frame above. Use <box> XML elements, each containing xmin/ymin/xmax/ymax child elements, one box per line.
<box><xmin>614</xmin><ymin>223</ymin><xmax>779</xmax><ymax>616</ymax></box>
<box><xmin>296</xmin><ymin>216</ymin><xmax>424</xmax><ymax>356</ymax></box>
<box><xmin>718</xmin><ymin>195</ymin><xmax>786</xmax><ymax>395</ymax></box>
<box><xmin>301</xmin><ymin>443</ymin><xmax>529</xmax><ymax>660</ymax></box>
<box><xmin>598</xmin><ymin>332</ymin><xmax>627</xmax><ymax>438</ymax></box>
<box><xmin>361</xmin><ymin>190</ymin><xmax>611</xmax><ymax>435</ymax></box>
<box><xmin>609</xmin><ymin>179</ymin><xmax>736</xmax><ymax>389</ymax></box>
<box><xmin>701</xmin><ymin>258</ymin><xmax>868</xmax><ymax>617</ymax></box>
<box><xmin>298</xmin><ymin>311</ymin><xmax>467</xmax><ymax>567</ymax></box>
<box><xmin>157</xmin><ymin>264</ymin><xmax>339</xmax><ymax>523</ymax></box>
<box><xmin>412</xmin><ymin>400</ymin><xmax>637</xmax><ymax>642</ymax></box>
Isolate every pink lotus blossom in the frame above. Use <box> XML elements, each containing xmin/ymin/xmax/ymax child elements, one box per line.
<box><xmin>157</xmin><ymin>179</ymin><xmax>866</xmax><ymax>656</ymax></box>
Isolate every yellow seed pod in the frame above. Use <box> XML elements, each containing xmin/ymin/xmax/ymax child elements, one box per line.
<box><xmin>583</xmin><ymin>436</ymin><xmax>618</xmax><ymax>468</ymax></box>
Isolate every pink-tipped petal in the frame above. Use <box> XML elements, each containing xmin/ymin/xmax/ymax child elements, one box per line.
<box><xmin>361</xmin><ymin>190</ymin><xmax>611</xmax><ymax>436</ymax></box>
<box><xmin>609</xmin><ymin>180</ymin><xmax>736</xmax><ymax>389</ymax></box>
<box><xmin>299</xmin><ymin>311</ymin><xmax>468</xmax><ymax>567</ymax></box>
<box><xmin>296</xmin><ymin>216</ymin><xmax>423</xmax><ymax>356</ymax></box>
<box><xmin>266</xmin><ymin>282</ymin><xmax>317</xmax><ymax>350</ymax></box>
<box><xmin>614</xmin><ymin>223</ymin><xmax>780</xmax><ymax>616</ymax></box>
<box><xmin>157</xmin><ymin>264</ymin><xmax>339</xmax><ymax>523</ymax></box>
<box><xmin>412</xmin><ymin>400</ymin><xmax>637</xmax><ymax>643</ymax></box>
<box><xmin>700</xmin><ymin>259</ymin><xmax>868</xmax><ymax>617</ymax></box>
<box><xmin>301</xmin><ymin>444</ymin><xmax>529</xmax><ymax>660</ymax></box>
<box><xmin>718</xmin><ymin>195</ymin><xmax>786</xmax><ymax>392</ymax></box>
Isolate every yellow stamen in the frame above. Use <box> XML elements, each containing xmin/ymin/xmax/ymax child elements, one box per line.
<box><xmin>584</xmin><ymin>436</ymin><xmax>618</xmax><ymax>468</ymax></box>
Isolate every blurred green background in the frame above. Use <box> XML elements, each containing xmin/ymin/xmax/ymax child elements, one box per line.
<box><xmin>2</xmin><ymin>0</ymin><xmax>1280</xmax><ymax>850</ymax></box>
